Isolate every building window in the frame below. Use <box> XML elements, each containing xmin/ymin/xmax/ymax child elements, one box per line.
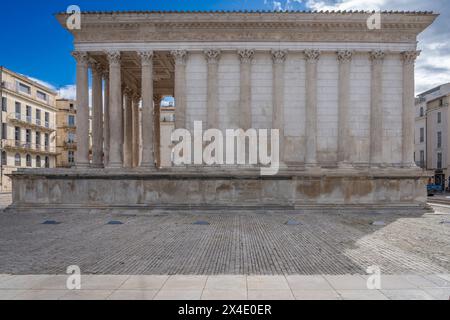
<box><xmin>419</xmin><ymin>107</ymin><xmax>424</xmax><ymax>117</ymax></box>
<box><xmin>1</xmin><ymin>151</ymin><xmax>6</xmax><ymax>166</ymax></box>
<box><xmin>26</xmin><ymin>154</ymin><xmax>32</xmax><ymax>167</ymax></box>
<box><xmin>437</xmin><ymin>131</ymin><xmax>442</xmax><ymax>148</ymax></box>
<box><xmin>1</xmin><ymin>97</ymin><xmax>7</xmax><ymax>112</ymax></box>
<box><xmin>14</xmin><ymin>127</ymin><xmax>21</xmax><ymax>146</ymax></box>
<box><xmin>45</xmin><ymin>112</ymin><xmax>49</xmax><ymax>128</ymax></box>
<box><xmin>25</xmin><ymin>129</ymin><xmax>31</xmax><ymax>147</ymax></box>
<box><xmin>439</xmin><ymin>99</ymin><xmax>444</xmax><ymax>106</ymax></box>
<box><xmin>18</xmin><ymin>82</ymin><xmax>31</xmax><ymax>95</ymax></box>
<box><xmin>1</xmin><ymin>123</ymin><xmax>7</xmax><ymax>139</ymax></box>
<box><xmin>44</xmin><ymin>133</ymin><xmax>49</xmax><ymax>150</ymax></box>
<box><xmin>438</xmin><ymin>112</ymin><xmax>442</xmax><ymax>124</ymax></box>
<box><xmin>15</xmin><ymin>101</ymin><xmax>21</xmax><ymax>119</ymax></box>
<box><xmin>45</xmin><ymin>156</ymin><xmax>49</xmax><ymax>168</ymax></box>
<box><xmin>26</xmin><ymin>106</ymin><xmax>32</xmax><ymax>123</ymax></box>
<box><xmin>35</xmin><ymin>132</ymin><xmax>41</xmax><ymax>148</ymax></box>
<box><xmin>68</xmin><ymin>151</ymin><xmax>75</xmax><ymax>165</ymax></box>
<box><xmin>36</xmin><ymin>156</ymin><xmax>41</xmax><ymax>168</ymax></box>
<box><xmin>420</xmin><ymin>150</ymin><xmax>425</xmax><ymax>167</ymax></box>
<box><xmin>67</xmin><ymin>132</ymin><xmax>75</xmax><ymax>143</ymax></box>
<box><xmin>14</xmin><ymin>153</ymin><xmax>21</xmax><ymax>167</ymax></box>
<box><xmin>68</xmin><ymin>115</ymin><xmax>75</xmax><ymax>126</ymax></box>
<box><xmin>420</xmin><ymin>128</ymin><xmax>424</xmax><ymax>143</ymax></box>
<box><xmin>437</xmin><ymin>152</ymin><xmax>443</xmax><ymax>169</ymax></box>
<box><xmin>36</xmin><ymin>109</ymin><xmax>41</xmax><ymax>126</ymax></box>
<box><xmin>36</xmin><ymin>91</ymin><xmax>47</xmax><ymax>102</ymax></box>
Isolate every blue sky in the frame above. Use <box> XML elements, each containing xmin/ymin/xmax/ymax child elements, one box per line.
<box><xmin>1</xmin><ymin>1</ymin><xmax>302</xmax><ymax>88</ymax></box>
<box><xmin>1</xmin><ymin>0</ymin><xmax>449</xmax><ymax>95</ymax></box>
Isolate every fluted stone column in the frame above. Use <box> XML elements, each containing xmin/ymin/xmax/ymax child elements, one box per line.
<box><xmin>72</xmin><ymin>51</ymin><xmax>90</xmax><ymax>167</ymax></box>
<box><xmin>123</xmin><ymin>88</ymin><xmax>133</xmax><ymax>168</ymax></box>
<box><xmin>154</xmin><ymin>95</ymin><xmax>163</xmax><ymax>167</ymax></box>
<box><xmin>238</xmin><ymin>49</ymin><xmax>254</xmax><ymax>129</ymax></box>
<box><xmin>337</xmin><ymin>50</ymin><xmax>353</xmax><ymax>166</ymax></box>
<box><xmin>402</xmin><ymin>51</ymin><xmax>420</xmax><ymax>167</ymax></box>
<box><xmin>171</xmin><ymin>50</ymin><xmax>187</xmax><ymax>129</ymax></box>
<box><xmin>91</xmin><ymin>62</ymin><xmax>104</xmax><ymax>167</ymax></box>
<box><xmin>132</xmin><ymin>94</ymin><xmax>141</xmax><ymax>167</ymax></box>
<box><xmin>304</xmin><ymin>50</ymin><xmax>320</xmax><ymax>166</ymax></box>
<box><xmin>103</xmin><ymin>70</ymin><xmax>110</xmax><ymax>166</ymax></box>
<box><xmin>271</xmin><ymin>49</ymin><xmax>288</xmax><ymax>162</ymax></box>
<box><xmin>204</xmin><ymin>49</ymin><xmax>221</xmax><ymax>129</ymax></box>
<box><xmin>106</xmin><ymin>51</ymin><xmax>123</xmax><ymax>168</ymax></box>
<box><xmin>138</xmin><ymin>51</ymin><xmax>155</xmax><ymax>168</ymax></box>
<box><xmin>369</xmin><ymin>50</ymin><xmax>385</xmax><ymax>166</ymax></box>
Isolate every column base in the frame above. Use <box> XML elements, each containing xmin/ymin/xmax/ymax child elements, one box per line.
<box><xmin>338</xmin><ymin>162</ymin><xmax>354</xmax><ymax>169</ymax></box>
<box><xmin>106</xmin><ymin>162</ymin><xmax>123</xmax><ymax>169</ymax></box>
<box><xmin>140</xmin><ymin>162</ymin><xmax>156</xmax><ymax>168</ymax></box>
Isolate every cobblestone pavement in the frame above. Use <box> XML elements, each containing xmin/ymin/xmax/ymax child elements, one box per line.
<box><xmin>0</xmin><ymin>210</ymin><xmax>449</xmax><ymax>275</ymax></box>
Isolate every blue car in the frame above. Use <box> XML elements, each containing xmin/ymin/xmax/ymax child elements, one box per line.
<box><xmin>427</xmin><ymin>184</ymin><xmax>443</xmax><ymax>196</ymax></box>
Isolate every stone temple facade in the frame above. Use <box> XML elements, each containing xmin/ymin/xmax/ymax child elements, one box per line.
<box><xmin>9</xmin><ymin>11</ymin><xmax>437</xmax><ymax>212</ymax></box>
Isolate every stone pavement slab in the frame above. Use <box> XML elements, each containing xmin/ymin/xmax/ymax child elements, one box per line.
<box><xmin>247</xmin><ymin>276</ymin><xmax>290</xmax><ymax>290</ymax></box>
<box><xmin>107</xmin><ymin>290</ymin><xmax>158</xmax><ymax>300</ymax></box>
<box><xmin>337</xmin><ymin>290</ymin><xmax>388</xmax><ymax>300</ymax></box>
<box><xmin>323</xmin><ymin>275</ymin><xmax>368</xmax><ymax>290</ymax></box>
<box><xmin>0</xmin><ymin>274</ymin><xmax>448</xmax><ymax>300</ymax></box>
<box><xmin>119</xmin><ymin>275</ymin><xmax>169</xmax><ymax>290</ymax></box>
<box><xmin>381</xmin><ymin>289</ymin><xmax>435</xmax><ymax>300</ymax></box>
<box><xmin>286</xmin><ymin>275</ymin><xmax>333</xmax><ymax>291</ymax></box>
<box><xmin>154</xmin><ymin>290</ymin><xmax>202</xmax><ymax>300</ymax></box>
<box><xmin>161</xmin><ymin>276</ymin><xmax>207</xmax><ymax>291</ymax></box>
<box><xmin>201</xmin><ymin>289</ymin><xmax>247</xmax><ymax>300</ymax></box>
<box><xmin>247</xmin><ymin>290</ymin><xmax>295</xmax><ymax>300</ymax></box>
<box><xmin>292</xmin><ymin>290</ymin><xmax>340</xmax><ymax>300</ymax></box>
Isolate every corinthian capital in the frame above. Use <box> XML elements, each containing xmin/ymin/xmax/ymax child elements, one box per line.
<box><xmin>138</xmin><ymin>51</ymin><xmax>154</xmax><ymax>65</ymax></box>
<box><xmin>89</xmin><ymin>61</ymin><xmax>103</xmax><ymax>75</ymax></box>
<box><xmin>238</xmin><ymin>49</ymin><xmax>255</xmax><ymax>64</ymax></box>
<box><xmin>370</xmin><ymin>50</ymin><xmax>385</xmax><ymax>62</ymax></box>
<box><xmin>171</xmin><ymin>50</ymin><xmax>188</xmax><ymax>65</ymax></box>
<box><xmin>71</xmin><ymin>51</ymin><xmax>89</xmax><ymax>65</ymax></box>
<box><xmin>271</xmin><ymin>49</ymin><xmax>288</xmax><ymax>64</ymax></box>
<box><xmin>401</xmin><ymin>51</ymin><xmax>421</xmax><ymax>65</ymax></box>
<box><xmin>337</xmin><ymin>50</ymin><xmax>353</xmax><ymax>63</ymax></box>
<box><xmin>105</xmin><ymin>51</ymin><xmax>121</xmax><ymax>65</ymax></box>
<box><xmin>204</xmin><ymin>49</ymin><xmax>221</xmax><ymax>64</ymax></box>
<box><xmin>304</xmin><ymin>50</ymin><xmax>320</xmax><ymax>63</ymax></box>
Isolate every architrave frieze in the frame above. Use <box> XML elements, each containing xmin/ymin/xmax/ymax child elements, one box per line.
<box><xmin>56</xmin><ymin>12</ymin><xmax>437</xmax><ymax>44</ymax></box>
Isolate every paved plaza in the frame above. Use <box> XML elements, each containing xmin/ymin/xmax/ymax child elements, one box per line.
<box><xmin>0</xmin><ymin>208</ymin><xmax>449</xmax><ymax>299</ymax></box>
<box><xmin>0</xmin><ymin>209</ymin><xmax>449</xmax><ymax>275</ymax></box>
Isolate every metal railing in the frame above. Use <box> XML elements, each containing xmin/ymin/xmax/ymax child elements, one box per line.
<box><xmin>2</xmin><ymin>139</ymin><xmax>57</xmax><ymax>154</ymax></box>
<box><xmin>63</xmin><ymin>140</ymin><xmax>77</xmax><ymax>149</ymax></box>
<box><xmin>7</xmin><ymin>113</ymin><xmax>55</xmax><ymax>131</ymax></box>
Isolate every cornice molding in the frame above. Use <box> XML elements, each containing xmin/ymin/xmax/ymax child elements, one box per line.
<box><xmin>57</xmin><ymin>12</ymin><xmax>437</xmax><ymax>44</ymax></box>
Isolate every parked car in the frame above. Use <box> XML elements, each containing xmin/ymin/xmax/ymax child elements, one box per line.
<box><xmin>427</xmin><ymin>184</ymin><xmax>443</xmax><ymax>196</ymax></box>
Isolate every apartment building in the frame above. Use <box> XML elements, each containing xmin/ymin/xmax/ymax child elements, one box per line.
<box><xmin>0</xmin><ymin>67</ymin><xmax>58</xmax><ymax>191</ymax></box>
<box><xmin>414</xmin><ymin>83</ymin><xmax>450</xmax><ymax>189</ymax></box>
<box><xmin>55</xmin><ymin>99</ymin><xmax>76</xmax><ymax>168</ymax></box>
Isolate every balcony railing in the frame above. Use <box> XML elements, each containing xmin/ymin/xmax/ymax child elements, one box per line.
<box><xmin>2</xmin><ymin>139</ymin><xmax>58</xmax><ymax>155</ymax></box>
<box><xmin>63</xmin><ymin>140</ymin><xmax>77</xmax><ymax>149</ymax></box>
<box><xmin>7</xmin><ymin>113</ymin><xmax>55</xmax><ymax>131</ymax></box>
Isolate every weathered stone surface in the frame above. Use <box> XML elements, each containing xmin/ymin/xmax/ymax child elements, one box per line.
<box><xmin>8</xmin><ymin>168</ymin><xmax>429</xmax><ymax>211</ymax></box>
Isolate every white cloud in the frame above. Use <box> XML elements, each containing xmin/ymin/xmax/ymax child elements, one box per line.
<box><xmin>57</xmin><ymin>84</ymin><xmax>77</xmax><ymax>100</ymax></box>
<box><xmin>302</xmin><ymin>0</ymin><xmax>450</xmax><ymax>94</ymax></box>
